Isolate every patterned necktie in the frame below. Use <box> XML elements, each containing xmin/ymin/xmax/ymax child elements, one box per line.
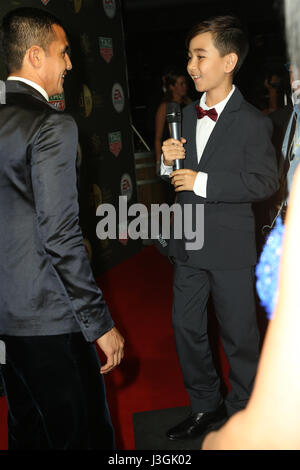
<box><xmin>195</xmin><ymin>104</ymin><xmax>218</xmax><ymax>122</ymax></box>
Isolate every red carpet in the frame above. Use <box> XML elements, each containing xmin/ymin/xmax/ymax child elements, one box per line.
<box><xmin>0</xmin><ymin>397</ymin><xmax>7</xmax><ymax>450</ymax></box>
<box><xmin>0</xmin><ymin>246</ymin><xmax>231</xmax><ymax>450</ymax></box>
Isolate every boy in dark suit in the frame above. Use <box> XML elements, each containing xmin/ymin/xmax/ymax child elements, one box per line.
<box><xmin>161</xmin><ymin>16</ymin><xmax>279</xmax><ymax>440</ymax></box>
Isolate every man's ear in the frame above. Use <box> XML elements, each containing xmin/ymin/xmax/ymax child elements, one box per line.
<box><xmin>27</xmin><ymin>46</ymin><xmax>44</xmax><ymax>69</ymax></box>
<box><xmin>224</xmin><ymin>52</ymin><xmax>238</xmax><ymax>74</ymax></box>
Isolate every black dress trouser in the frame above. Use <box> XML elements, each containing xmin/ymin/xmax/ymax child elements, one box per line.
<box><xmin>172</xmin><ymin>261</ymin><xmax>260</xmax><ymax>416</ymax></box>
<box><xmin>0</xmin><ymin>332</ymin><xmax>115</xmax><ymax>450</ymax></box>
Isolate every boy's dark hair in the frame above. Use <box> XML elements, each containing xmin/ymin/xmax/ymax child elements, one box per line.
<box><xmin>186</xmin><ymin>15</ymin><xmax>249</xmax><ymax>74</ymax></box>
<box><xmin>1</xmin><ymin>7</ymin><xmax>63</xmax><ymax>73</ymax></box>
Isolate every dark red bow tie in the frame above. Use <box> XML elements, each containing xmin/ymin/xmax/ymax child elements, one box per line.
<box><xmin>195</xmin><ymin>104</ymin><xmax>218</xmax><ymax>122</ymax></box>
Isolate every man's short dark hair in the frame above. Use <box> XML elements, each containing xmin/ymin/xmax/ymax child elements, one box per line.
<box><xmin>1</xmin><ymin>7</ymin><xmax>63</xmax><ymax>73</ymax></box>
<box><xmin>186</xmin><ymin>15</ymin><xmax>249</xmax><ymax>74</ymax></box>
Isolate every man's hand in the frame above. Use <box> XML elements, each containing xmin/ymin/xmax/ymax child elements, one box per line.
<box><xmin>162</xmin><ymin>137</ymin><xmax>186</xmax><ymax>166</ymax></box>
<box><xmin>170</xmin><ymin>169</ymin><xmax>198</xmax><ymax>192</ymax></box>
<box><xmin>95</xmin><ymin>326</ymin><xmax>125</xmax><ymax>374</ymax></box>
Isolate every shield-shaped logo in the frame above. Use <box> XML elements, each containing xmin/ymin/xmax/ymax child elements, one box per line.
<box><xmin>108</xmin><ymin>131</ymin><xmax>122</xmax><ymax>157</ymax></box>
<box><xmin>41</xmin><ymin>0</ymin><xmax>51</xmax><ymax>5</ymax></box>
<box><xmin>99</xmin><ymin>37</ymin><xmax>113</xmax><ymax>63</ymax></box>
<box><xmin>49</xmin><ymin>92</ymin><xmax>65</xmax><ymax>111</ymax></box>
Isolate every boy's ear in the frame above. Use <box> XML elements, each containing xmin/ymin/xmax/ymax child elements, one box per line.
<box><xmin>224</xmin><ymin>52</ymin><xmax>238</xmax><ymax>74</ymax></box>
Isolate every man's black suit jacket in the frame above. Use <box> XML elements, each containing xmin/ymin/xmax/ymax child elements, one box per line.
<box><xmin>0</xmin><ymin>80</ymin><xmax>113</xmax><ymax>341</ymax></box>
<box><xmin>168</xmin><ymin>87</ymin><xmax>279</xmax><ymax>269</ymax></box>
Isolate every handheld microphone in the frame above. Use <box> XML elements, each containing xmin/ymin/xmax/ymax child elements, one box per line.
<box><xmin>166</xmin><ymin>102</ymin><xmax>183</xmax><ymax>170</ymax></box>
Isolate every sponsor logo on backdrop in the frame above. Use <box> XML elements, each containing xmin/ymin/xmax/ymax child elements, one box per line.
<box><xmin>103</xmin><ymin>0</ymin><xmax>116</xmax><ymax>19</ymax></box>
<box><xmin>74</xmin><ymin>0</ymin><xmax>82</xmax><ymax>13</ymax></box>
<box><xmin>112</xmin><ymin>83</ymin><xmax>125</xmax><ymax>113</ymax></box>
<box><xmin>99</xmin><ymin>37</ymin><xmax>113</xmax><ymax>63</ymax></box>
<box><xmin>120</xmin><ymin>173</ymin><xmax>133</xmax><ymax>201</ymax></box>
<box><xmin>79</xmin><ymin>84</ymin><xmax>93</xmax><ymax>117</ymax></box>
<box><xmin>49</xmin><ymin>92</ymin><xmax>65</xmax><ymax>111</ymax></box>
<box><xmin>41</xmin><ymin>0</ymin><xmax>51</xmax><ymax>5</ymax></box>
<box><xmin>108</xmin><ymin>131</ymin><xmax>122</xmax><ymax>157</ymax></box>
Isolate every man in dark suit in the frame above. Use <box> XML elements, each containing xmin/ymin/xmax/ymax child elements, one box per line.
<box><xmin>161</xmin><ymin>16</ymin><xmax>279</xmax><ymax>440</ymax></box>
<box><xmin>0</xmin><ymin>7</ymin><xmax>124</xmax><ymax>449</ymax></box>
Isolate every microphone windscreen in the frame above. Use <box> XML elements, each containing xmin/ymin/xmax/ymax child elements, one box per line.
<box><xmin>166</xmin><ymin>102</ymin><xmax>181</xmax><ymax>123</ymax></box>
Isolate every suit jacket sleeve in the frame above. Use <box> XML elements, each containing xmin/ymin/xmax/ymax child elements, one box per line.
<box><xmin>206</xmin><ymin>114</ymin><xmax>279</xmax><ymax>203</ymax></box>
<box><xmin>30</xmin><ymin>111</ymin><xmax>114</xmax><ymax>342</ymax></box>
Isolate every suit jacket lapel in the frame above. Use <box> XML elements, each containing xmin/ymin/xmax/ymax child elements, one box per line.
<box><xmin>197</xmin><ymin>87</ymin><xmax>244</xmax><ymax>170</ymax></box>
<box><xmin>5</xmin><ymin>80</ymin><xmax>57</xmax><ymax>110</ymax></box>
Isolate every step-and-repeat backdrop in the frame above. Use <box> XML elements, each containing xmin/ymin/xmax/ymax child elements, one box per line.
<box><xmin>0</xmin><ymin>0</ymin><xmax>141</xmax><ymax>275</ymax></box>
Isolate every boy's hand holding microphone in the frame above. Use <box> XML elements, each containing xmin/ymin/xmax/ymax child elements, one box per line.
<box><xmin>162</xmin><ymin>137</ymin><xmax>197</xmax><ymax>192</ymax></box>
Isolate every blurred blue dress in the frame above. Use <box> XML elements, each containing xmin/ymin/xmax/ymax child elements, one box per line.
<box><xmin>256</xmin><ymin>217</ymin><xmax>284</xmax><ymax>319</ymax></box>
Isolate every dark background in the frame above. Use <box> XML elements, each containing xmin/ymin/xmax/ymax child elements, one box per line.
<box><xmin>122</xmin><ymin>0</ymin><xmax>289</xmax><ymax>148</ymax></box>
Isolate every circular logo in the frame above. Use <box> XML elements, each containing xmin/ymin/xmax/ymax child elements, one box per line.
<box><xmin>112</xmin><ymin>83</ymin><xmax>125</xmax><ymax>113</ymax></box>
<box><xmin>120</xmin><ymin>173</ymin><xmax>133</xmax><ymax>201</ymax></box>
<box><xmin>103</xmin><ymin>0</ymin><xmax>116</xmax><ymax>19</ymax></box>
<box><xmin>74</xmin><ymin>0</ymin><xmax>82</xmax><ymax>13</ymax></box>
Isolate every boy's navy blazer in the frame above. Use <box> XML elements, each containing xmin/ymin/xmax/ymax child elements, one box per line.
<box><xmin>0</xmin><ymin>80</ymin><xmax>113</xmax><ymax>339</ymax></box>
<box><xmin>168</xmin><ymin>87</ymin><xmax>279</xmax><ymax>269</ymax></box>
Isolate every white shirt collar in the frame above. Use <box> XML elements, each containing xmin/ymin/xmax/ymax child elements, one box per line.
<box><xmin>7</xmin><ymin>76</ymin><xmax>49</xmax><ymax>102</ymax></box>
<box><xmin>200</xmin><ymin>85</ymin><xmax>235</xmax><ymax>118</ymax></box>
